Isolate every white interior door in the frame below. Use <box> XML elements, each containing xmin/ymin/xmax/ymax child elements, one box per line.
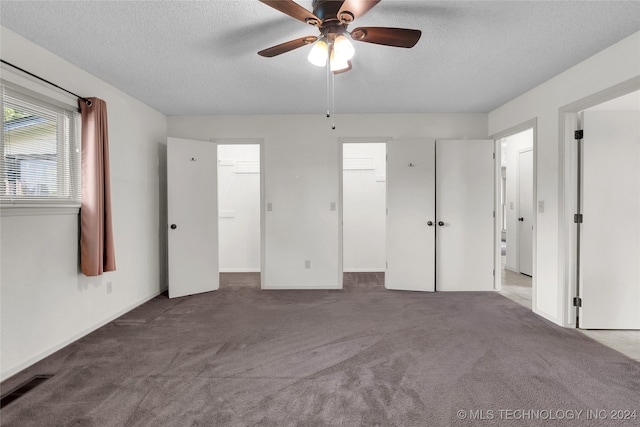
<box><xmin>167</xmin><ymin>137</ymin><xmax>219</xmax><ymax>298</ymax></box>
<box><xmin>518</xmin><ymin>149</ymin><xmax>533</xmax><ymax>276</ymax></box>
<box><xmin>436</xmin><ymin>140</ymin><xmax>495</xmax><ymax>291</ymax></box>
<box><xmin>579</xmin><ymin>111</ymin><xmax>640</xmax><ymax>329</ymax></box>
<box><xmin>386</xmin><ymin>139</ymin><xmax>436</xmax><ymax>291</ymax></box>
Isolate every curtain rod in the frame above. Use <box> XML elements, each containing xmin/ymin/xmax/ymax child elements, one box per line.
<box><xmin>1</xmin><ymin>59</ymin><xmax>92</xmax><ymax>106</ymax></box>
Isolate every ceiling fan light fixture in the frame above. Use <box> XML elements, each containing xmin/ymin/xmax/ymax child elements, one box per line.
<box><xmin>333</xmin><ymin>34</ymin><xmax>355</xmax><ymax>62</ymax></box>
<box><xmin>330</xmin><ymin>50</ymin><xmax>350</xmax><ymax>72</ymax></box>
<box><xmin>308</xmin><ymin>39</ymin><xmax>329</xmax><ymax>67</ymax></box>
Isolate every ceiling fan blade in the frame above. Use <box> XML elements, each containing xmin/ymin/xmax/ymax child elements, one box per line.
<box><xmin>350</xmin><ymin>27</ymin><xmax>422</xmax><ymax>48</ymax></box>
<box><xmin>259</xmin><ymin>0</ymin><xmax>322</xmax><ymax>26</ymax></box>
<box><xmin>337</xmin><ymin>0</ymin><xmax>381</xmax><ymax>22</ymax></box>
<box><xmin>258</xmin><ymin>36</ymin><xmax>318</xmax><ymax>57</ymax></box>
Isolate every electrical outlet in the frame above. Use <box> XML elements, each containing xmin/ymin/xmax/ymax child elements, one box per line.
<box><xmin>538</xmin><ymin>200</ymin><xmax>545</xmax><ymax>213</ymax></box>
<box><xmin>106</xmin><ymin>282</ymin><xmax>113</xmax><ymax>294</ymax></box>
<box><xmin>267</xmin><ymin>202</ymin><xmax>273</xmax><ymax>212</ymax></box>
<box><xmin>330</xmin><ymin>202</ymin><xmax>336</xmax><ymax>211</ymax></box>
<box><xmin>305</xmin><ymin>260</ymin><xmax>311</xmax><ymax>269</ymax></box>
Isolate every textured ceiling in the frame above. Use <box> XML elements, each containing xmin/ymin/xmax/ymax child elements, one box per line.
<box><xmin>1</xmin><ymin>1</ymin><xmax>639</xmax><ymax>116</ymax></box>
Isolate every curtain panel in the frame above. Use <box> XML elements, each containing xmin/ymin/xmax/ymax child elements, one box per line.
<box><xmin>79</xmin><ymin>98</ymin><xmax>116</xmax><ymax>276</ymax></box>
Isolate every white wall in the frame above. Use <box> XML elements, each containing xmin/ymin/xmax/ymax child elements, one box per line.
<box><xmin>218</xmin><ymin>144</ymin><xmax>260</xmax><ymax>272</ymax></box>
<box><xmin>343</xmin><ymin>143</ymin><xmax>386</xmax><ymax>272</ymax></box>
<box><xmin>168</xmin><ymin>114</ymin><xmax>488</xmax><ymax>289</ymax></box>
<box><xmin>0</xmin><ymin>27</ymin><xmax>167</xmax><ymax>380</ymax></box>
<box><xmin>503</xmin><ymin>129</ymin><xmax>533</xmax><ymax>272</ymax></box>
<box><xmin>488</xmin><ymin>31</ymin><xmax>640</xmax><ymax>326</ymax></box>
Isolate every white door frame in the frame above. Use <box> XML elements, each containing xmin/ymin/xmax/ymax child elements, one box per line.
<box><xmin>559</xmin><ymin>76</ymin><xmax>640</xmax><ymax>327</ymax></box>
<box><xmin>338</xmin><ymin>137</ymin><xmax>392</xmax><ymax>289</ymax></box>
<box><xmin>490</xmin><ymin>119</ymin><xmax>537</xmax><ymax>309</ymax></box>
<box><xmin>211</xmin><ymin>138</ymin><xmax>266</xmax><ymax>288</ymax></box>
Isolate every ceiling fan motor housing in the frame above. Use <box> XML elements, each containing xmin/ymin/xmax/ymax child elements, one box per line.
<box><xmin>312</xmin><ymin>0</ymin><xmax>351</xmax><ymax>24</ymax></box>
<box><xmin>309</xmin><ymin>0</ymin><xmax>353</xmax><ymax>41</ymax></box>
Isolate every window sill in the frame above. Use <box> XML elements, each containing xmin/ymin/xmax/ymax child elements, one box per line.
<box><xmin>0</xmin><ymin>204</ymin><xmax>80</xmax><ymax>217</ymax></box>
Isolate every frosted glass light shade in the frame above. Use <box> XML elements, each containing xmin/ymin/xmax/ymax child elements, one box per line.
<box><xmin>308</xmin><ymin>40</ymin><xmax>329</xmax><ymax>67</ymax></box>
<box><xmin>330</xmin><ymin>50</ymin><xmax>350</xmax><ymax>72</ymax></box>
<box><xmin>333</xmin><ymin>35</ymin><xmax>355</xmax><ymax>62</ymax></box>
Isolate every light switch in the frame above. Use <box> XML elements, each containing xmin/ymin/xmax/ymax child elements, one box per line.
<box><xmin>538</xmin><ymin>201</ymin><xmax>545</xmax><ymax>213</ymax></box>
<box><xmin>267</xmin><ymin>202</ymin><xmax>272</xmax><ymax>212</ymax></box>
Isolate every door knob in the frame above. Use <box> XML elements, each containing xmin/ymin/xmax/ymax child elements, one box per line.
<box><xmin>170</xmin><ymin>224</ymin><xmax>177</xmax><ymax>229</ymax></box>
<box><xmin>438</xmin><ymin>221</ymin><xmax>445</xmax><ymax>226</ymax></box>
<box><xmin>518</xmin><ymin>217</ymin><xmax>524</xmax><ymax>222</ymax></box>
<box><xmin>427</xmin><ymin>221</ymin><xmax>434</xmax><ymax>226</ymax></box>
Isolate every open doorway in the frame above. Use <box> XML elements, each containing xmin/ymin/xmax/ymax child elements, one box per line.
<box><xmin>217</xmin><ymin>143</ymin><xmax>262</xmax><ymax>289</ymax></box>
<box><xmin>496</xmin><ymin>128</ymin><xmax>534</xmax><ymax>307</ymax></box>
<box><xmin>342</xmin><ymin>142</ymin><xmax>386</xmax><ymax>289</ymax></box>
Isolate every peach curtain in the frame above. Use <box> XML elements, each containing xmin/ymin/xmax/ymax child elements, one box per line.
<box><xmin>79</xmin><ymin>98</ymin><xmax>116</xmax><ymax>276</ymax></box>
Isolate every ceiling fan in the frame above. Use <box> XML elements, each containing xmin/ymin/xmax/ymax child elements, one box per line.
<box><xmin>257</xmin><ymin>0</ymin><xmax>422</xmax><ymax>73</ymax></box>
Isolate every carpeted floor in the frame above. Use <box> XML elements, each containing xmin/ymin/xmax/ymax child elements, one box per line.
<box><xmin>1</xmin><ymin>275</ymin><xmax>639</xmax><ymax>426</ymax></box>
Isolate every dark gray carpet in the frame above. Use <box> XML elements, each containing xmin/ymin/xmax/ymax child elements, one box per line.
<box><xmin>2</xmin><ymin>274</ymin><xmax>639</xmax><ymax>426</ymax></box>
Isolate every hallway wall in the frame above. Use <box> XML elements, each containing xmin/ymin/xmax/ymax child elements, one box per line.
<box><xmin>488</xmin><ymin>31</ymin><xmax>640</xmax><ymax>326</ymax></box>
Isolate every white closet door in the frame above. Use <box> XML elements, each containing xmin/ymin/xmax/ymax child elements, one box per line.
<box><xmin>580</xmin><ymin>111</ymin><xmax>640</xmax><ymax>329</ymax></box>
<box><xmin>167</xmin><ymin>137</ymin><xmax>219</xmax><ymax>298</ymax></box>
<box><xmin>386</xmin><ymin>139</ymin><xmax>436</xmax><ymax>291</ymax></box>
<box><xmin>436</xmin><ymin>140</ymin><xmax>495</xmax><ymax>291</ymax></box>
<box><xmin>518</xmin><ymin>149</ymin><xmax>534</xmax><ymax>276</ymax></box>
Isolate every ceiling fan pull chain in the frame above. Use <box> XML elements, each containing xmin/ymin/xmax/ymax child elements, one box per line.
<box><xmin>326</xmin><ymin>56</ymin><xmax>331</xmax><ymax>119</ymax></box>
<box><xmin>331</xmin><ymin>71</ymin><xmax>336</xmax><ymax>130</ymax></box>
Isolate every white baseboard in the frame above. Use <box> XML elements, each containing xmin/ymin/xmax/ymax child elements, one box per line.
<box><xmin>219</xmin><ymin>268</ymin><xmax>260</xmax><ymax>273</ymax></box>
<box><xmin>262</xmin><ymin>284</ymin><xmax>342</xmax><ymax>290</ymax></box>
<box><xmin>343</xmin><ymin>269</ymin><xmax>385</xmax><ymax>273</ymax></box>
<box><xmin>0</xmin><ymin>289</ymin><xmax>165</xmax><ymax>382</ymax></box>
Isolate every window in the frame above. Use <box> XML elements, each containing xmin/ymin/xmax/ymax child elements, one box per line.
<box><xmin>1</xmin><ymin>83</ymin><xmax>81</xmax><ymax>206</ymax></box>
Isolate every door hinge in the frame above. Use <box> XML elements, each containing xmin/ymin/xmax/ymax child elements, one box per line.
<box><xmin>493</xmin><ymin>152</ymin><xmax>495</xmax><ymax>159</ymax></box>
<box><xmin>493</xmin><ymin>269</ymin><xmax>495</xmax><ymax>276</ymax></box>
<box><xmin>574</xmin><ymin>130</ymin><xmax>584</xmax><ymax>140</ymax></box>
<box><xmin>574</xmin><ymin>213</ymin><xmax>583</xmax><ymax>224</ymax></box>
<box><xmin>573</xmin><ymin>297</ymin><xmax>582</xmax><ymax>308</ymax></box>
<box><xmin>386</xmin><ymin>262</ymin><xmax>388</xmax><ymax>268</ymax></box>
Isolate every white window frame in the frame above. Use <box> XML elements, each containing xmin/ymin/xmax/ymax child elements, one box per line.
<box><xmin>1</xmin><ymin>80</ymin><xmax>81</xmax><ymax>215</ymax></box>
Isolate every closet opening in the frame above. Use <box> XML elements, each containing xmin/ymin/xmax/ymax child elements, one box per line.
<box><xmin>342</xmin><ymin>142</ymin><xmax>387</xmax><ymax>290</ymax></box>
<box><xmin>217</xmin><ymin>143</ymin><xmax>262</xmax><ymax>290</ymax></box>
